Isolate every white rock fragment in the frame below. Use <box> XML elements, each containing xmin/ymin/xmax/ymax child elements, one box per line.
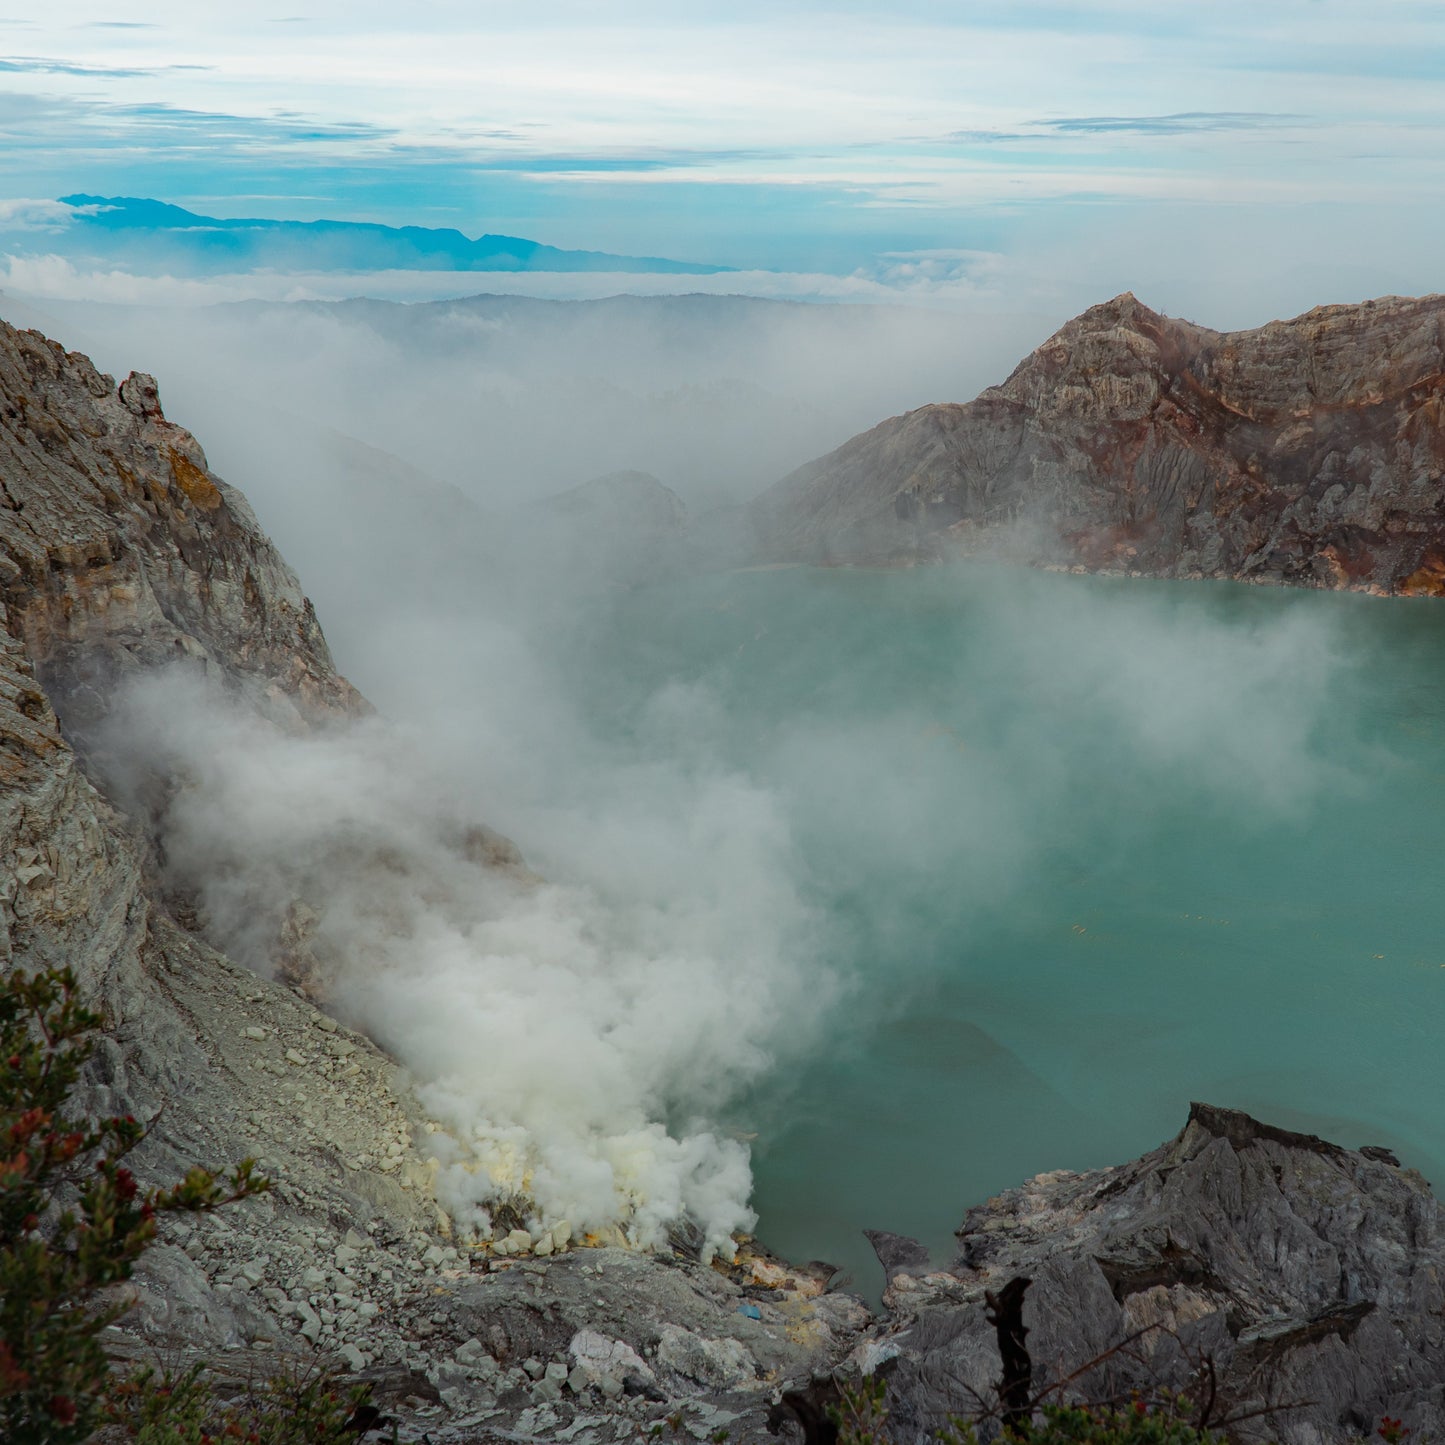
<box><xmin>568</xmin><ymin>1330</ymin><xmax>655</xmax><ymax>1390</ymax></box>
<box><xmin>655</xmin><ymin>1324</ymin><xmax>757</xmax><ymax>1389</ymax></box>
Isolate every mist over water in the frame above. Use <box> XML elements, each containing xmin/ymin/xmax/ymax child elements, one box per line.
<box><xmin>554</xmin><ymin>565</ymin><xmax>1444</xmax><ymax>1294</ymax></box>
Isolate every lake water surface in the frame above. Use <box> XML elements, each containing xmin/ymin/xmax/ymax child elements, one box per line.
<box><xmin>567</xmin><ymin>562</ymin><xmax>1445</xmax><ymax>1295</ymax></box>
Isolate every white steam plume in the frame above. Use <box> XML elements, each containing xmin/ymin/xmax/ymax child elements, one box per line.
<box><xmin>101</xmin><ymin>668</ymin><xmax>827</xmax><ymax>1258</ymax></box>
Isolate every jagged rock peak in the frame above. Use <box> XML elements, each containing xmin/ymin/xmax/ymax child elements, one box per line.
<box><xmin>753</xmin><ymin>291</ymin><xmax>1445</xmax><ymax>593</ymax></box>
<box><xmin>0</xmin><ymin>317</ymin><xmax>363</xmax><ymax>742</ymax></box>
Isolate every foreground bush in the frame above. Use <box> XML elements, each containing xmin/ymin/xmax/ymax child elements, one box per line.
<box><xmin>831</xmin><ymin>1381</ymin><xmax>1228</xmax><ymax>1445</ymax></box>
<box><xmin>0</xmin><ymin>965</ymin><xmax>286</xmax><ymax>1442</ymax></box>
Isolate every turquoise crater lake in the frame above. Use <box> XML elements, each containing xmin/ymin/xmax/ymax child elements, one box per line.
<box><xmin>564</xmin><ymin>561</ymin><xmax>1445</xmax><ymax>1296</ymax></box>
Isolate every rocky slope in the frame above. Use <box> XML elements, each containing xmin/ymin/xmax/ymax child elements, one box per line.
<box><xmin>513</xmin><ymin>468</ymin><xmax>692</xmax><ymax>590</ymax></box>
<box><xmin>0</xmin><ymin>315</ymin><xmax>863</xmax><ymax>1439</ymax></box>
<box><xmin>753</xmin><ymin>293</ymin><xmax>1445</xmax><ymax>592</ymax></box>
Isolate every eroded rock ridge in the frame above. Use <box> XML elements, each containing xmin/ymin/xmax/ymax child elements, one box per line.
<box><xmin>832</xmin><ymin>1104</ymin><xmax>1444</xmax><ymax>1445</ymax></box>
<box><xmin>754</xmin><ymin>292</ymin><xmax>1445</xmax><ymax>592</ymax></box>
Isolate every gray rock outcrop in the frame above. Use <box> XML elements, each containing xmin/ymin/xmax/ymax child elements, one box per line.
<box><xmin>753</xmin><ymin>292</ymin><xmax>1445</xmax><ymax>593</ymax></box>
<box><xmin>829</xmin><ymin>1104</ymin><xmax>1445</xmax><ymax>1445</ymax></box>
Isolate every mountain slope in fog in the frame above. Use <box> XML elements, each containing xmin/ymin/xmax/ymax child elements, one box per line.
<box><xmin>754</xmin><ymin>291</ymin><xmax>1445</xmax><ymax>594</ymax></box>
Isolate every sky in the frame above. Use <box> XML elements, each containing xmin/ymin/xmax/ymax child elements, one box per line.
<box><xmin>3</xmin><ymin>2</ymin><xmax>1445</xmax><ymax>321</ymax></box>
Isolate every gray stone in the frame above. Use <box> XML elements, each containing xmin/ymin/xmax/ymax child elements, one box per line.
<box><xmin>843</xmin><ymin>1105</ymin><xmax>1445</xmax><ymax>1445</ymax></box>
<box><xmin>655</xmin><ymin>1324</ymin><xmax>757</xmax><ymax>1390</ymax></box>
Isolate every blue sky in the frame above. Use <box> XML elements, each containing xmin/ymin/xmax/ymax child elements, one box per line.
<box><xmin>2</xmin><ymin>2</ymin><xmax>1444</xmax><ymax>320</ymax></box>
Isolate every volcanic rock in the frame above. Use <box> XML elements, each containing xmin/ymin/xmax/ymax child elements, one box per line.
<box><xmin>514</xmin><ymin>467</ymin><xmax>691</xmax><ymax>590</ymax></box>
<box><xmin>831</xmin><ymin>1104</ymin><xmax>1445</xmax><ymax>1445</ymax></box>
<box><xmin>754</xmin><ymin>292</ymin><xmax>1445</xmax><ymax>592</ymax></box>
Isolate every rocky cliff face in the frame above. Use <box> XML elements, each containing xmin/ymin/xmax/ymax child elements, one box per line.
<box><xmin>754</xmin><ymin>293</ymin><xmax>1445</xmax><ymax>593</ymax></box>
<box><xmin>0</xmin><ymin>316</ymin><xmax>443</xmax><ymax>1361</ymax></box>
<box><xmin>0</xmin><ymin>332</ymin><xmax>362</xmax><ymax>737</ymax></box>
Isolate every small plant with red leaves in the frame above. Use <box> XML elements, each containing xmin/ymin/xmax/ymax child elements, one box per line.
<box><xmin>0</xmin><ymin>966</ymin><xmax>270</xmax><ymax>1444</ymax></box>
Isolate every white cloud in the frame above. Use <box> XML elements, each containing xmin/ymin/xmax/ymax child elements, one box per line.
<box><xmin>5</xmin><ymin>4</ymin><xmax>1445</xmax><ymax>225</ymax></box>
<box><xmin>0</xmin><ymin>251</ymin><xmax>1014</xmax><ymax>307</ymax></box>
<box><xmin>0</xmin><ymin>197</ymin><xmax>95</xmax><ymax>230</ymax></box>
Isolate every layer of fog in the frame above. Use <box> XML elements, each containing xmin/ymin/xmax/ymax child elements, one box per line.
<box><xmin>23</xmin><ymin>291</ymin><xmax>1360</xmax><ymax>1255</ymax></box>
<box><xmin>22</xmin><ymin>290</ymin><xmax>1050</xmax><ymax>512</ymax></box>
<box><xmin>10</xmin><ymin>191</ymin><xmax>1442</xmax><ymax>337</ymax></box>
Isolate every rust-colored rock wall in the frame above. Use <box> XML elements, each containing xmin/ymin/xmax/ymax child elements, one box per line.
<box><xmin>754</xmin><ymin>293</ymin><xmax>1445</xmax><ymax>592</ymax></box>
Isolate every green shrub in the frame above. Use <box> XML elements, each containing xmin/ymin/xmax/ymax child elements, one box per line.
<box><xmin>104</xmin><ymin>1359</ymin><xmax>369</xmax><ymax>1444</ymax></box>
<box><xmin>0</xmin><ymin>966</ymin><xmax>271</xmax><ymax>1442</ymax></box>
<box><xmin>829</xmin><ymin>1380</ymin><xmax>1229</xmax><ymax>1445</ymax></box>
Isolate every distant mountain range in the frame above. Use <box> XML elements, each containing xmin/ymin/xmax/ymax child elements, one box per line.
<box><xmin>51</xmin><ymin>195</ymin><xmax>732</xmax><ymax>276</ymax></box>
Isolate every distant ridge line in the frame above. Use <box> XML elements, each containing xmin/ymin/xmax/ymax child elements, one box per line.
<box><xmin>56</xmin><ymin>194</ymin><xmax>733</xmax><ymax>276</ymax></box>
